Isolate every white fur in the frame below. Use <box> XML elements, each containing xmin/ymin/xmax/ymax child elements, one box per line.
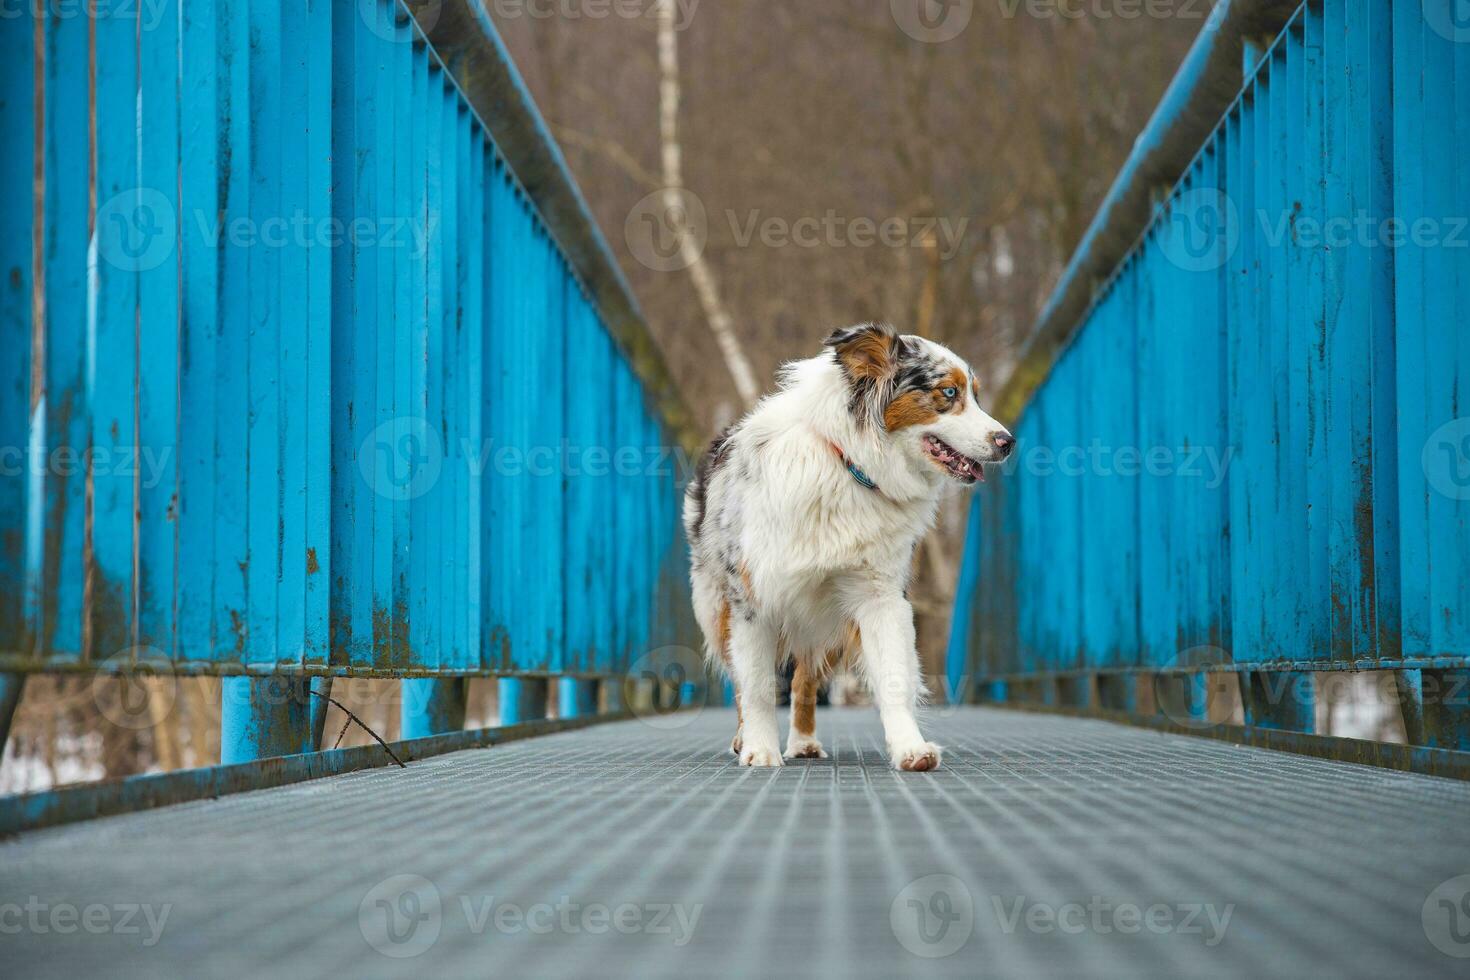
<box><xmin>684</xmin><ymin>329</ymin><xmax>1012</xmax><ymax>770</ymax></box>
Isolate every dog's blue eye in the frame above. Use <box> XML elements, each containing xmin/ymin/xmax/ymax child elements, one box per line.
<box><xmin>941</xmin><ymin>386</ymin><xmax>958</xmax><ymax>399</ymax></box>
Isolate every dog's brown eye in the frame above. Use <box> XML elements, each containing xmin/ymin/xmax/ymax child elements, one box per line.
<box><xmin>941</xmin><ymin>386</ymin><xmax>958</xmax><ymax>399</ymax></box>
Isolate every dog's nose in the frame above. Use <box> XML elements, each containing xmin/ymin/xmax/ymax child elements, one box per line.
<box><xmin>992</xmin><ymin>432</ymin><xmax>1014</xmax><ymax>457</ymax></box>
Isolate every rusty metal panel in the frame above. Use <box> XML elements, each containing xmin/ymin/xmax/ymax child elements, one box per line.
<box><xmin>948</xmin><ymin>0</ymin><xmax>1470</xmax><ymax>747</ymax></box>
<box><xmin>1</xmin><ymin>0</ymin><xmax>692</xmax><ymax>691</ymax></box>
<box><xmin>0</xmin><ymin>9</ymin><xmax>33</xmax><ymax>660</ymax></box>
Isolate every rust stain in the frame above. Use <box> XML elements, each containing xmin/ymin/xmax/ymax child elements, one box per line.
<box><xmin>228</xmin><ymin>607</ymin><xmax>246</xmax><ymax>655</ymax></box>
<box><xmin>305</xmin><ymin>547</ymin><xmax>319</xmax><ymax>575</ymax></box>
<box><xmin>372</xmin><ymin>604</ymin><xmax>392</xmax><ymax>665</ymax></box>
<box><xmin>30</xmin><ymin>9</ymin><xmax>45</xmax><ymax>419</ymax></box>
<box><xmin>328</xmin><ymin>607</ymin><xmax>351</xmax><ymax>665</ymax></box>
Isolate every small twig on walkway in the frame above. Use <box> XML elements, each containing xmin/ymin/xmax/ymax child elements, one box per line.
<box><xmin>308</xmin><ymin>691</ymin><xmax>407</xmax><ymax>768</ymax></box>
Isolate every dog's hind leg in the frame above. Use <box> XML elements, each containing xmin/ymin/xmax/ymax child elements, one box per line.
<box><xmin>711</xmin><ymin>600</ymin><xmax>745</xmax><ymax>755</ymax></box>
<box><xmin>784</xmin><ymin>658</ymin><xmax>828</xmax><ymax>759</ymax></box>
<box><xmin>730</xmin><ymin>618</ymin><xmax>782</xmax><ymax>767</ymax></box>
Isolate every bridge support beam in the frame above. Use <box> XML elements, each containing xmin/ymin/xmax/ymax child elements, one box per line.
<box><xmin>401</xmin><ymin>678</ymin><xmax>468</xmax><ymax>740</ymax></box>
<box><xmin>1056</xmin><ymin>676</ymin><xmax>1093</xmax><ymax>709</ymax></box>
<box><xmin>1153</xmin><ymin>673</ymin><xmax>1210</xmax><ymax>727</ymax></box>
<box><xmin>1395</xmin><ymin>670</ymin><xmax>1426</xmax><ymax>745</ymax></box>
<box><xmin>603</xmin><ymin>678</ymin><xmax>625</xmax><ymax>713</ymax></box>
<box><xmin>1241</xmin><ymin>671</ymin><xmax>1315</xmax><ymax>733</ymax></box>
<box><xmin>1421</xmin><ymin>669</ymin><xmax>1470</xmax><ymax>751</ymax></box>
<box><xmin>1096</xmin><ymin>674</ymin><xmax>1135</xmax><ymax>713</ymax></box>
<box><xmin>220</xmin><ymin>676</ymin><xmax>321</xmax><ymax>764</ymax></box>
<box><xmin>0</xmin><ymin>673</ymin><xmax>25</xmax><ymax>752</ymax></box>
<box><xmin>559</xmin><ymin>678</ymin><xmax>600</xmax><ymax>719</ymax></box>
<box><xmin>498</xmin><ymin>677</ymin><xmax>548</xmax><ymax>726</ymax></box>
<box><xmin>309</xmin><ymin>677</ymin><xmax>333</xmax><ymax>750</ymax></box>
<box><xmin>678</xmin><ymin>680</ymin><xmax>701</xmax><ymax>710</ymax></box>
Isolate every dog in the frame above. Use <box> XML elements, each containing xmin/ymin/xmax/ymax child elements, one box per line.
<box><xmin>683</xmin><ymin>323</ymin><xmax>1014</xmax><ymax>770</ymax></box>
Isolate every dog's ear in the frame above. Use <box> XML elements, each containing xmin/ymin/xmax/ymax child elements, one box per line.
<box><xmin>826</xmin><ymin>323</ymin><xmax>901</xmax><ymax>381</ymax></box>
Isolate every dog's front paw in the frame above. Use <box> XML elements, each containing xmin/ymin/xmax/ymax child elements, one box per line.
<box><xmin>730</xmin><ymin>729</ymin><xmax>743</xmax><ymax>755</ymax></box>
<box><xmin>783</xmin><ymin>736</ymin><xmax>828</xmax><ymax>760</ymax></box>
<box><xmin>738</xmin><ymin>744</ymin><xmax>784</xmax><ymax>767</ymax></box>
<box><xmin>891</xmin><ymin>741</ymin><xmax>942</xmax><ymax>772</ymax></box>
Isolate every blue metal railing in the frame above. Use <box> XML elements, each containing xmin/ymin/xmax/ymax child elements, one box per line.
<box><xmin>947</xmin><ymin>0</ymin><xmax>1470</xmax><ymax>765</ymax></box>
<box><xmin>0</xmin><ymin>0</ymin><xmax>699</xmax><ymax>780</ymax></box>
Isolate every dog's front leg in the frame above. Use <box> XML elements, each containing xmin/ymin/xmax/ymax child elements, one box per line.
<box><xmin>730</xmin><ymin>617</ymin><xmax>783</xmax><ymax>767</ymax></box>
<box><xmin>852</xmin><ymin>595</ymin><xmax>941</xmax><ymax>771</ymax></box>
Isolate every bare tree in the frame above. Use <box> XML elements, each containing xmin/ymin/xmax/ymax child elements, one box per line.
<box><xmin>656</xmin><ymin>0</ymin><xmax>760</xmax><ymax>408</ymax></box>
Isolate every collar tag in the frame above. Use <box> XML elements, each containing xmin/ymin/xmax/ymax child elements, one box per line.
<box><xmin>827</xmin><ymin>440</ymin><xmax>879</xmax><ymax>493</ymax></box>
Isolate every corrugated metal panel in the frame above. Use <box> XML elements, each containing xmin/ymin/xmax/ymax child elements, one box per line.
<box><xmin>0</xmin><ymin>0</ymin><xmax>691</xmax><ymax>682</ymax></box>
<box><xmin>949</xmin><ymin>0</ymin><xmax>1470</xmax><ymax>745</ymax></box>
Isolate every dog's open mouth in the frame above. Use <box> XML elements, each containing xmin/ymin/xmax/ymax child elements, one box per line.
<box><xmin>922</xmin><ymin>434</ymin><xmax>985</xmax><ymax>483</ymax></box>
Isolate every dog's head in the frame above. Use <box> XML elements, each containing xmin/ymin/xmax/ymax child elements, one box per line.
<box><xmin>825</xmin><ymin>322</ymin><xmax>1013</xmax><ymax>485</ymax></box>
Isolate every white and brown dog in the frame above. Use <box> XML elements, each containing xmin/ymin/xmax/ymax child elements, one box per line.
<box><xmin>684</xmin><ymin>323</ymin><xmax>1014</xmax><ymax>770</ymax></box>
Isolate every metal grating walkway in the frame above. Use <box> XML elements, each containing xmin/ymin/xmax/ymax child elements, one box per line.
<box><xmin>5</xmin><ymin>707</ymin><xmax>1470</xmax><ymax>978</ymax></box>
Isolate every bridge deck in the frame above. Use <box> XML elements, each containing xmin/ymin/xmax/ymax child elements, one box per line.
<box><xmin>6</xmin><ymin>708</ymin><xmax>1469</xmax><ymax>978</ymax></box>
